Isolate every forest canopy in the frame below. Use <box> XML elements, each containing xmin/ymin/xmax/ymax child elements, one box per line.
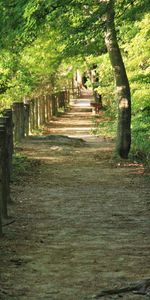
<box><xmin>0</xmin><ymin>0</ymin><xmax>150</xmax><ymax>159</ymax></box>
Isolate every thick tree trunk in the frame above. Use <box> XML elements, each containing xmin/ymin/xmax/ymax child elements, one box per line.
<box><xmin>104</xmin><ymin>0</ymin><xmax>131</xmax><ymax>158</ymax></box>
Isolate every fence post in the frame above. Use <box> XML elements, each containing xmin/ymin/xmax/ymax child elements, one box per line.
<box><xmin>37</xmin><ymin>97</ymin><xmax>42</xmax><ymax>127</ymax></box>
<box><xmin>3</xmin><ymin>108</ymin><xmax>14</xmax><ymax>154</ymax></box>
<box><xmin>61</xmin><ymin>91</ymin><xmax>66</xmax><ymax>110</ymax></box>
<box><xmin>34</xmin><ymin>99</ymin><xmax>37</xmax><ymax>129</ymax></box>
<box><xmin>0</xmin><ymin>116</ymin><xmax>12</xmax><ymax>205</ymax></box>
<box><xmin>0</xmin><ymin>124</ymin><xmax>9</xmax><ymax>219</ymax></box>
<box><xmin>12</xmin><ymin>102</ymin><xmax>25</xmax><ymax>142</ymax></box>
<box><xmin>38</xmin><ymin>96</ymin><xmax>45</xmax><ymax>126</ymax></box>
<box><xmin>24</xmin><ymin>103</ymin><xmax>30</xmax><ymax>137</ymax></box>
<box><xmin>52</xmin><ymin>94</ymin><xmax>57</xmax><ymax>116</ymax></box>
<box><xmin>37</xmin><ymin>98</ymin><xmax>41</xmax><ymax>126</ymax></box>
<box><xmin>48</xmin><ymin>95</ymin><xmax>53</xmax><ymax>119</ymax></box>
<box><xmin>29</xmin><ymin>99</ymin><xmax>35</xmax><ymax>133</ymax></box>
<box><xmin>45</xmin><ymin>95</ymin><xmax>48</xmax><ymax>122</ymax></box>
<box><xmin>38</xmin><ymin>97</ymin><xmax>42</xmax><ymax>126</ymax></box>
<box><xmin>47</xmin><ymin>95</ymin><xmax>52</xmax><ymax>121</ymax></box>
<box><xmin>58</xmin><ymin>92</ymin><xmax>62</xmax><ymax>109</ymax></box>
<box><xmin>3</xmin><ymin>109</ymin><xmax>14</xmax><ymax>177</ymax></box>
<box><xmin>42</xmin><ymin>96</ymin><xmax>46</xmax><ymax>124</ymax></box>
<box><xmin>0</xmin><ymin>126</ymin><xmax>5</xmax><ymax>236</ymax></box>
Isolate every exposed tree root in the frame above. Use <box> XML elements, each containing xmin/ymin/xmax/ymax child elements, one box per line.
<box><xmin>2</xmin><ymin>219</ymin><xmax>15</xmax><ymax>227</ymax></box>
<box><xmin>94</xmin><ymin>279</ymin><xmax>150</xmax><ymax>298</ymax></box>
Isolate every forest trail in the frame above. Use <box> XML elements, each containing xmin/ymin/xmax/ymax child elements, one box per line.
<box><xmin>0</xmin><ymin>93</ymin><xmax>150</xmax><ymax>300</ymax></box>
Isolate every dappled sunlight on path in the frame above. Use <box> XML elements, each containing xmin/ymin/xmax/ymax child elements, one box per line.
<box><xmin>0</xmin><ymin>93</ymin><xmax>149</xmax><ymax>300</ymax></box>
<box><xmin>46</xmin><ymin>95</ymin><xmax>94</xmax><ymax>139</ymax></box>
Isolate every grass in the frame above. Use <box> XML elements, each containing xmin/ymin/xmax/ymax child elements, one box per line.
<box><xmin>91</xmin><ymin>110</ymin><xmax>150</xmax><ymax>165</ymax></box>
<box><xmin>12</xmin><ymin>153</ymin><xmax>41</xmax><ymax>183</ymax></box>
<box><xmin>91</xmin><ymin>113</ymin><xmax>117</xmax><ymax>139</ymax></box>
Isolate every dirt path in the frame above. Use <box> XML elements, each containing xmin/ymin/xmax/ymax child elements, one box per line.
<box><xmin>0</xmin><ymin>95</ymin><xmax>150</xmax><ymax>300</ymax></box>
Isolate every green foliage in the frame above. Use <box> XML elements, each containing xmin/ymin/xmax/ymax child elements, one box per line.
<box><xmin>131</xmin><ymin>111</ymin><xmax>150</xmax><ymax>161</ymax></box>
<box><xmin>91</xmin><ymin>115</ymin><xmax>117</xmax><ymax>139</ymax></box>
<box><xmin>0</xmin><ymin>50</ymin><xmax>34</xmax><ymax>109</ymax></box>
<box><xmin>12</xmin><ymin>153</ymin><xmax>40</xmax><ymax>182</ymax></box>
<box><xmin>124</xmin><ymin>13</ymin><xmax>150</xmax><ymax>160</ymax></box>
<box><xmin>0</xmin><ymin>27</ymin><xmax>64</xmax><ymax>109</ymax></box>
<box><xmin>0</xmin><ymin>0</ymin><xmax>27</xmax><ymax>49</ymax></box>
<box><xmin>92</xmin><ymin>11</ymin><xmax>150</xmax><ymax>161</ymax></box>
<box><xmin>12</xmin><ymin>154</ymin><xmax>31</xmax><ymax>176</ymax></box>
<box><xmin>96</xmin><ymin>54</ymin><xmax>115</xmax><ymax>110</ymax></box>
<box><xmin>0</xmin><ymin>0</ymin><xmax>149</xmax><ymax>160</ymax></box>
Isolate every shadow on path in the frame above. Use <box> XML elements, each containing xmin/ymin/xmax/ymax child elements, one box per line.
<box><xmin>0</xmin><ymin>94</ymin><xmax>150</xmax><ymax>300</ymax></box>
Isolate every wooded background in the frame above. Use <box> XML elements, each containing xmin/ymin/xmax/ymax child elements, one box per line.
<box><xmin>0</xmin><ymin>0</ymin><xmax>149</xmax><ymax>159</ymax></box>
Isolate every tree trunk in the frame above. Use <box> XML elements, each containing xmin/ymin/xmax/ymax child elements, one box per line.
<box><xmin>104</xmin><ymin>0</ymin><xmax>131</xmax><ymax>158</ymax></box>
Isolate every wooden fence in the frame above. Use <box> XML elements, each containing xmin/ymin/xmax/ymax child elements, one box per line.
<box><xmin>0</xmin><ymin>90</ymin><xmax>70</xmax><ymax>236</ymax></box>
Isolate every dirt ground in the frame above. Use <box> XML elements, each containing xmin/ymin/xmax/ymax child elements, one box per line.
<box><xmin>0</xmin><ymin>95</ymin><xmax>150</xmax><ymax>300</ymax></box>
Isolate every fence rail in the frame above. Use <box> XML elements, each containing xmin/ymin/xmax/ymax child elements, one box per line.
<box><xmin>0</xmin><ymin>89</ymin><xmax>70</xmax><ymax>236</ymax></box>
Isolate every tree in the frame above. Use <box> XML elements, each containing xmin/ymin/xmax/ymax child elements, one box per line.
<box><xmin>0</xmin><ymin>0</ymin><xmax>149</xmax><ymax>157</ymax></box>
<box><xmin>43</xmin><ymin>0</ymin><xmax>131</xmax><ymax>158</ymax></box>
<box><xmin>23</xmin><ymin>0</ymin><xmax>132</xmax><ymax>158</ymax></box>
<box><xmin>104</xmin><ymin>0</ymin><xmax>131</xmax><ymax>158</ymax></box>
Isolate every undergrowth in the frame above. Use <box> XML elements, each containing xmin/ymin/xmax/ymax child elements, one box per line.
<box><xmin>131</xmin><ymin>111</ymin><xmax>150</xmax><ymax>164</ymax></box>
<box><xmin>91</xmin><ymin>110</ymin><xmax>117</xmax><ymax>139</ymax></box>
<box><xmin>91</xmin><ymin>110</ymin><xmax>150</xmax><ymax>166</ymax></box>
<box><xmin>12</xmin><ymin>153</ymin><xmax>41</xmax><ymax>183</ymax></box>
